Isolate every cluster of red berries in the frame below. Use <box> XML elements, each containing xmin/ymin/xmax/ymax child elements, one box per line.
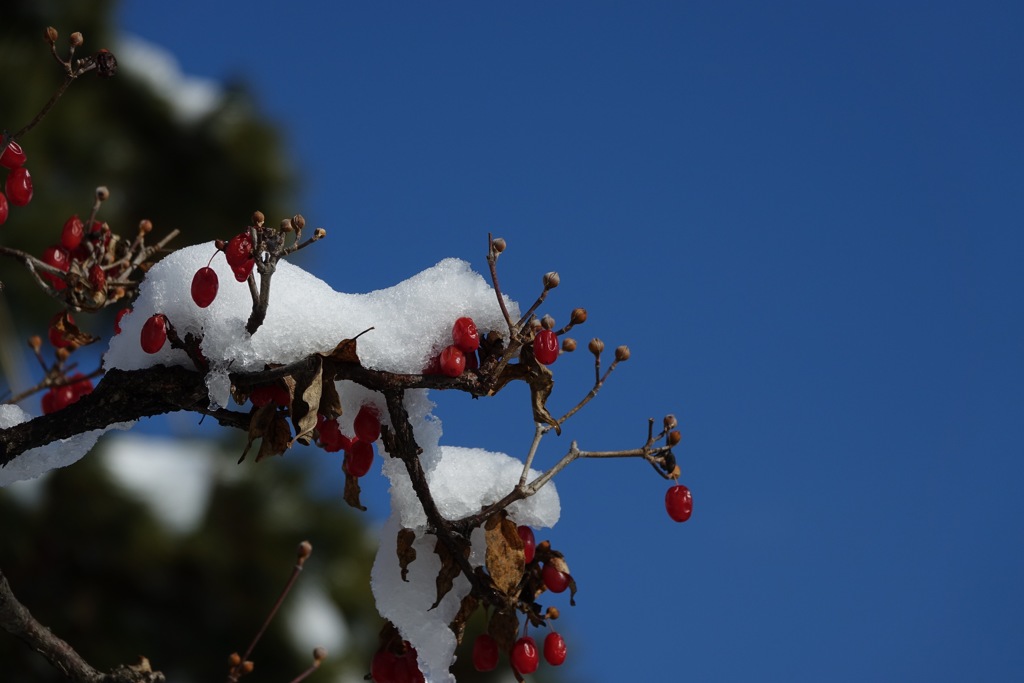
<box><xmin>430</xmin><ymin>316</ymin><xmax>480</xmax><ymax>377</ymax></box>
<box><xmin>41</xmin><ymin>373</ymin><xmax>93</xmax><ymax>414</ymax></box>
<box><xmin>370</xmin><ymin>642</ymin><xmax>424</xmax><ymax>683</ymax></box>
<box><xmin>318</xmin><ymin>404</ymin><xmax>381</xmax><ymax>477</ymax></box>
<box><xmin>467</xmin><ymin>525</ymin><xmax>570</xmax><ymax>675</ymax></box>
<box><xmin>0</xmin><ymin>140</ymin><xmax>32</xmax><ymax>225</ymax></box>
<box><xmin>472</xmin><ymin>629</ymin><xmax>567</xmax><ymax>675</ymax></box>
<box><xmin>39</xmin><ymin>215</ymin><xmax>113</xmax><ymax>291</ymax></box>
<box><xmin>188</xmin><ymin>231</ymin><xmax>258</xmax><ymax>310</ymax></box>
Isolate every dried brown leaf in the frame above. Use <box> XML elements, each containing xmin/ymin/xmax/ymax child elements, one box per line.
<box><xmin>285</xmin><ymin>357</ymin><xmax>323</xmax><ymax>445</ymax></box>
<box><xmin>484</xmin><ymin>512</ymin><xmax>525</xmax><ymax>596</ymax></box>
<box><xmin>448</xmin><ymin>593</ymin><xmax>479</xmax><ymax>644</ymax></box>
<box><xmin>431</xmin><ymin>537</ymin><xmax>467</xmax><ymax>610</ymax></box>
<box><xmin>487</xmin><ymin>607</ymin><xmax>520</xmax><ymax>653</ymax></box>
<box><xmin>328</xmin><ymin>337</ymin><xmax>361</xmax><ymax>364</ymax></box>
<box><xmin>51</xmin><ymin>311</ymin><xmax>99</xmax><ymax>348</ymax></box>
<box><xmin>343</xmin><ymin>471</ymin><xmax>366</xmax><ymax>511</ymax></box>
<box><xmin>318</xmin><ymin>376</ymin><xmax>343</xmax><ymax>420</ymax></box>
<box><xmin>256</xmin><ymin>410</ymin><xmax>293</xmax><ymax>462</ymax></box>
<box><xmin>397</xmin><ymin>528</ymin><xmax>417</xmax><ymax>582</ymax></box>
<box><xmin>239</xmin><ymin>403</ymin><xmax>277</xmax><ymax>462</ymax></box>
<box><xmin>529</xmin><ymin>364</ymin><xmax>560</xmax><ymax>434</ymax></box>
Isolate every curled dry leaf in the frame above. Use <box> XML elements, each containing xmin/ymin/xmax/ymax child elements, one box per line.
<box><xmin>448</xmin><ymin>593</ymin><xmax>479</xmax><ymax>644</ymax></box>
<box><xmin>50</xmin><ymin>311</ymin><xmax>99</xmax><ymax>348</ymax></box>
<box><xmin>484</xmin><ymin>512</ymin><xmax>525</xmax><ymax>596</ymax></box>
<box><xmin>284</xmin><ymin>356</ymin><xmax>323</xmax><ymax>445</ymax></box>
<box><xmin>431</xmin><ymin>537</ymin><xmax>468</xmax><ymax>610</ymax></box>
<box><xmin>397</xmin><ymin>528</ymin><xmax>417</xmax><ymax>582</ymax></box>
<box><xmin>239</xmin><ymin>403</ymin><xmax>292</xmax><ymax>463</ymax></box>
<box><xmin>343</xmin><ymin>471</ymin><xmax>366</xmax><ymax>511</ymax></box>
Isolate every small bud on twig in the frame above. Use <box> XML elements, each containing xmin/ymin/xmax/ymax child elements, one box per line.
<box><xmin>313</xmin><ymin>228</ymin><xmax>326</xmax><ymax>240</ymax></box>
<box><xmin>228</xmin><ymin>653</ymin><xmax>242</xmax><ymax>667</ymax></box>
<box><xmin>663</xmin><ymin>414</ymin><xmax>678</xmax><ymax>430</ymax></box>
<box><xmin>570</xmin><ymin>308</ymin><xmax>587</xmax><ymax>325</ymax></box>
<box><xmin>56</xmin><ymin>348</ymin><xmax>70</xmax><ymax>362</ymax></box>
<box><xmin>492</xmin><ymin>237</ymin><xmax>506</xmax><ymax>253</ymax></box>
<box><xmin>70</xmin><ymin>32</ymin><xmax>84</xmax><ymax>48</ymax></box>
<box><xmin>540</xmin><ymin>314</ymin><xmax>555</xmax><ymax>330</ymax></box>
<box><xmin>138</xmin><ymin>219</ymin><xmax>153</xmax><ymax>234</ymax></box>
<box><xmin>241</xmin><ymin>661</ymin><xmax>254</xmax><ymax>674</ymax></box>
<box><xmin>297</xmin><ymin>540</ymin><xmax>313</xmax><ymax>565</ymax></box>
<box><xmin>561</xmin><ymin>338</ymin><xmax>576</xmax><ymax>352</ymax></box>
<box><xmin>543</xmin><ymin>271</ymin><xmax>560</xmax><ymax>289</ymax></box>
<box><xmin>45</xmin><ymin>27</ymin><xmax>58</xmax><ymax>44</ymax></box>
<box><xmin>292</xmin><ymin>214</ymin><xmax>306</xmax><ymax>230</ymax></box>
<box><xmin>546</xmin><ymin>606</ymin><xmax>561</xmax><ymax>620</ymax></box>
<box><xmin>588</xmin><ymin>338</ymin><xmax>604</xmax><ymax>356</ymax></box>
<box><xmin>279</xmin><ymin>218</ymin><xmax>293</xmax><ymax>232</ymax></box>
<box><xmin>667</xmin><ymin>430</ymin><xmax>681</xmax><ymax>446</ymax></box>
<box><xmin>614</xmin><ymin>345</ymin><xmax>630</xmax><ymax>362</ymax></box>
<box><xmin>313</xmin><ymin>647</ymin><xmax>327</xmax><ymax>663</ymax></box>
<box><xmin>95</xmin><ymin>186</ymin><xmax>109</xmax><ymax>201</ymax></box>
<box><xmin>28</xmin><ymin>336</ymin><xmax>42</xmax><ymax>353</ymax></box>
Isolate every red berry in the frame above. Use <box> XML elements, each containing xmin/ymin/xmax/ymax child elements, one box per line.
<box><xmin>0</xmin><ymin>192</ymin><xmax>8</xmax><ymax>225</ymax></box>
<box><xmin>370</xmin><ymin>649</ymin><xmax>398</xmax><ymax>682</ymax></box>
<box><xmin>225</xmin><ymin>231</ymin><xmax>253</xmax><ymax>267</ymax></box>
<box><xmin>251</xmin><ymin>383</ymin><xmax>290</xmax><ymax>408</ymax></box>
<box><xmin>354</xmin><ymin>404</ymin><xmax>381</xmax><ymax>442</ymax></box>
<box><xmin>511</xmin><ymin>636</ymin><xmax>539</xmax><ymax>674</ymax></box>
<box><xmin>472</xmin><ymin>633</ymin><xmax>499</xmax><ymax>671</ymax></box>
<box><xmin>191</xmin><ymin>266</ymin><xmax>219</xmax><ymax>308</ymax></box>
<box><xmin>438</xmin><ymin>345</ymin><xmax>465</xmax><ymax>377</ymax></box>
<box><xmin>517</xmin><ymin>526</ymin><xmax>536</xmax><ymax>564</ymax></box>
<box><xmin>61</xmin><ymin>215</ymin><xmax>85</xmax><ymax>250</ymax></box>
<box><xmin>543</xmin><ymin>631</ymin><xmax>567</xmax><ymax>666</ymax></box>
<box><xmin>113</xmin><ymin>307</ymin><xmax>130</xmax><ymax>334</ymax></box>
<box><xmin>88</xmin><ymin>264</ymin><xmax>106</xmax><ymax>291</ymax></box>
<box><xmin>41</xmin><ymin>245</ymin><xmax>70</xmax><ymax>290</ymax></box>
<box><xmin>141</xmin><ymin>314</ymin><xmax>168</xmax><ymax>354</ymax></box>
<box><xmin>542</xmin><ymin>563</ymin><xmax>570</xmax><ymax>593</ymax></box>
<box><xmin>451</xmin><ymin>316</ymin><xmax>480</xmax><ymax>353</ymax></box>
<box><xmin>317</xmin><ymin>416</ymin><xmax>351</xmax><ymax>453</ymax></box>
<box><xmin>533</xmin><ymin>329</ymin><xmax>559</xmax><ymax>365</ymax></box>
<box><xmin>665</xmin><ymin>484</ymin><xmax>693</xmax><ymax>522</ymax></box>
<box><xmin>345</xmin><ymin>439</ymin><xmax>374</xmax><ymax>477</ymax></box>
<box><xmin>5</xmin><ymin>166</ymin><xmax>32</xmax><ymax>206</ymax></box>
<box><xmin>0</xmin><ymin>141</ymin><xmax>26</xmax><ymax>169</ymax></box>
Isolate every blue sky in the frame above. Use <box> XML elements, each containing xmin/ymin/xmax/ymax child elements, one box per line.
<box><xmin>116</xmin><ymin>2</ymin><xmax>1023</xmax><ymax>681</ymax></box>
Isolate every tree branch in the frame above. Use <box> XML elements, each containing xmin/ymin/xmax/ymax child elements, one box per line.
<box><xmin>0</xmin><ymin>568</ymin><xmax>164</xmax><ymax>683</ymax></box>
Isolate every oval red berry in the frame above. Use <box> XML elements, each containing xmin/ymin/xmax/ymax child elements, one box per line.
<box><xmin>61</xmin><ymin>215</ymin><xmax>85</xmax><ymax>250</ymax></box>
<box><xmin>345</xmin><ymin>440</ymin><xmax>374</xmax><ymax>477</ymax></box>
<box><xmin>5</xmin><ymin>166</ymin><xmax>32</xmax><ymax>206</ymax></box>
<box><xmin>354</xmin><ymin>404</ymin><xmax>381</xmax><ymax>442</ymax></box>
<box><xmin>533</xmin><ymin>329</ymin><xmax>559</xmax><ymax>365</ymax></box>
<box><xmin>191</xmin><ymin>266</ymin><xmax>219</xmax><ymax>308</ymax></box>
<box><xmin>511</xmin><ymin>636</ymin><xmax>539</xmax><ymax>674</ymax></box>
<box><xmin>438</xmin><ymin>345</ymin><xmax>465</xmax><ymax>377</ymax></box>
<box><xmin>517</xmin><ymin>525</ymin><xmax>536</xmax><ymax>564</ymax></box>
<box><xmin>665</xmin><ymin>484</ymin><xmax>693</xmax><ymax>522</ymax></box>
<box><xmin>451</xmin><ymin>316</ymin><xmax>480</xmax><ymax>353</ymax></box>
<box><xmin>471</xmin><ymin>633</ymin><xmax>499</xmax><ymax>672</ymax></box>
<box><xmin>544</xmin><ymin>631</ymin><xmax>567</xmax><ymax>666</ymax></box>
<box><xmin>141</xmin><ymin>314</ymin><xmax>168</xmax><ymax>354</ymax></box>
<box><xmin>0</xmin><ymin>191</ymin><xmax>8</xmax><ymax>225</ymax></box>
<box><xmin>0</xmin><ymin>141</ymin><xmax>27</xmax><ymax>169</ymax></box>
<box><xmin>542</xmin><ymin>563</ymin><xmax>570</xmax><ymax>593</ymax></box>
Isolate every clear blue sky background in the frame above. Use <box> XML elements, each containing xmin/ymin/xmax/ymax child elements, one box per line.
<box><xmin>116</xmin><ymin>2</ymin><xmax>1023</xmax><ymax>681</ymax></box>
